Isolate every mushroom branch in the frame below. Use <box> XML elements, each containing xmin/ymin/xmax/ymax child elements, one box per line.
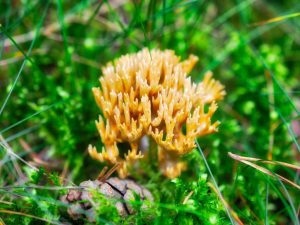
<box><xmin>89</xmin><ymin>48</ymin><xmax>225</xmax><ymax>178</ymax></box>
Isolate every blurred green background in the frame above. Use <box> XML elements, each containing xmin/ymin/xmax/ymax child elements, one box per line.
<box><xmin>0</xmin><ymin>0</ymin><xmax>299</xmax><ymax>224</ymax></box>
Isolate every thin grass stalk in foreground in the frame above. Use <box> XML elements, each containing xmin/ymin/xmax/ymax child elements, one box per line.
<box><xmin>4</xmin><ymin>126</ymin><xmax>39</xmax><ymax>143</ymax></box>
<box><xmin>0</xmin><ymin>188</ymin><xmax>124</xmax><ymax>225</ymax></box>
<box><xmin>276</xmin><ymin>179</ymin><xmax>300</xmax><ymax>225</ymax></box>
<box><xmin>0</xmin><ymin>185</ymin><xmax>82</xmax><ymax>190</ymax></box>
<box><xmin>202</xmin><ymin>3</ymin><xmax>300</xmax><ymax>75</ymax></box>
<box><xmin>86</xmin><ymin>1</ymin><xmax>104</xmax><ymax>25</ymax></box>
<box><xmin>195</xmin><ymin>139</ymin><xmax>237</xmax><ymax>225</ymax></box>
<box><xmin>265</xmin><ymin>181</ymin><xmax>269</xmax><ymax>225</ymax></box>
<box><xmin>250</xmin><ymin>45</ymin><xmax>300</xmax><ymax>155</ymax></box>
<box><xmin>229</xmin><ymin>155</ymin><xmax>300</xmax><ymax>223</ymax></box>
<box><xmin>208</xmin><ymin>182</ymin><xmax>244</xmax><ymax>225</ymax></box>
<box><xmin>228</xmin><ymin>152</ymin><xmax>300</xmax><ymax>190</ymax></box>
<box><xmin>0</xmin><ymin>136</ymin><xmax>38</xmax><ymax>171</ymax></box>
<box><xmin>0</xmin><ymin>209</ymin><xmax>63</xmax><ymax>225</ymax></box>
<box><xmin>0</xmin><ymin>101</ymin><xmax>64</xmax><ymax>135</ymax></box>
<box><xmin>204</xmin><ymin>0</ymin><xmax>256</xmax><ymax>33</ymax></box>
<box><xmin>0</xmin><ymin>1</ymin><xmax>50</xmax><ymax>117</ymax></box>
<box><xmin>251</xmin><ymin>43</ymin><xmax>300</xmax><ymax>117</ymax></box>
<box><xmin>277</xmin><ymin>109</ymin><xmax>300</xmax><ymax>154</ymax></box>
<box><xmin>249</xmin><ymin>42</ymin><xmax>300</xmax><ymax>185</ymax></box>
<box><xmin>228</xmin><ymin>152</ymin><xmax>300</xmax><ymax>170</ymax></box>
<box><xmin>229</xmin><ymin>153</ymin><xmax>299</xmax><ymax>224</ymax></box>
<box><xmin>250</xmin><ymin>12</ymin><xmax>300</xmax><ymax>26</ymax></box>
<box><xmin>56</xmin><ymin>0</ymin><xmax>71</xmax><ymax>65</ymax></box>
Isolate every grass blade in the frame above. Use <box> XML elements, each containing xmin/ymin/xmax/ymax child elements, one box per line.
<box><xmin>196</xmin><ymin>140</ymin><xmax>237</xmax><ymax>225</ymax></box>
<box><xmin>0</xmin><ymin>1</ymin><xmax>50</xmax><ymax>117</ymax></box>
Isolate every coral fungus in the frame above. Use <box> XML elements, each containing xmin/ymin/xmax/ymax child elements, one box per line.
<box><xmin>89</xmin><ymin>48</ymin><xmax>225</xmax><ymax>178</ymax></box>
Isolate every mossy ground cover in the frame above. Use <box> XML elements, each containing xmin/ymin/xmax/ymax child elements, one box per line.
<box><xmin>0</xmin><ymin>1</ymin><xmax>299</xmax><ymax>224</ymax></box>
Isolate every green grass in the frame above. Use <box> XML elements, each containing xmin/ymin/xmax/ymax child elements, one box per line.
<box><xmin>0</xmin><ymin>0</ymin><xmax>300</xmax><ymax>224</ymax></box>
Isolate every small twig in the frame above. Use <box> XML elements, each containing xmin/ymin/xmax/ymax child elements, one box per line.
<box><xmin>182</xmin><ymin>191</ymin><xmax>194</xmax><ymax>204</ymax></box>
<box><xmin>97</xmin><ymin>166</ymin><xmax>108</xmax><ymax>181</ymax></box>
<box><xmin>98</xmin><ymin>163</ymin><xmax>120</xmax><ymax>181</ymax></box>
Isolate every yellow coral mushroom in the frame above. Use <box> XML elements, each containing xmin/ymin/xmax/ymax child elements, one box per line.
<box><xmin>89</xmin><ymin>48</ymin><xmax>225</xmax><ymax>178</ymax></box>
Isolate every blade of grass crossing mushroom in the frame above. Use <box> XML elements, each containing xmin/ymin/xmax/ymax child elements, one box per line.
<box><xmin>133</xmin><ymin>0</ymin><xmax>150</xmax><ymax>48</ymax></box>
<box><xmin>0</xmin><ymin>1</ymin><xmax>50</xmax><ymax>117</ymax></box>
<box><xmin>104</xmin><ymin>0</ymin><xmax>126</xmax><ymax>32</ymax></box>
<box><xmin>162</xmin><ymin>0</ymin><xmax>166</xmax><ymax>28</ymax></box>
<box><xmin>195</xmin><ymin>140</ymin><xmax>236</xmax><ymax>225</ymax></box>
